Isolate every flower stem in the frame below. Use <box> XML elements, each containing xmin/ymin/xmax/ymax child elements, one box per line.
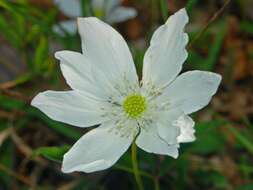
<box><xmin>131</xmin><ymin>143</ymin><xmax>144</xmax><ymax>190</ymax></box>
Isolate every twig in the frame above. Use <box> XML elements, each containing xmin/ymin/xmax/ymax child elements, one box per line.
<box><xmin>0</xmin><ymin>110</ymin><xmax>15</xmax><ymax>120</ymax></box>
<box><xmin>57</xmin><ymin>180</ymin><xmax>81</xmax><ymax>190</ymax></box>
<box><xmin>10</xmin><ymin>129</ymin><xmax>47</xmax><ymax>165</ymax></box>
<box><xmin>0</xmin><ymin>128</ymin><xmax>12</xmax><ymax>146</ymax></box>
<box><xmin>0</xmin><ymin>80</ymin><xmax>20</xmax><ymax>90</ymax></box>
<box><xmin>188</xmin><ymin>0</ymin><xmax>231</xmax><ymax>49</ymax></box>
<box><xmin>0</xmin><ymin>73</ymin><xmax>32</xmax><ymax>90</ymax></box>
<box><xmin>0</xmin><ymin>163</ymin><xmax>33</xmax><ymax>187</ymax></box>
<box><xmin>0</xmin><ymin>88</ymin><xmax>31</xmax><ymax>102</ymax></box>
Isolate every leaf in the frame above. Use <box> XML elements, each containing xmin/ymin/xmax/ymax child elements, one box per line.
<box><xmin>34</xmin><ymin>36</ymin><xmax>49</xmax><ymax>72</ymax></box>
<box><xmin>187</xmin><ymin>21</ymin><xmax>226</xmax><ymax>71</ymax></box>
<box><xmin>0</xmin><ymin>14</ymin><xmax>21</xmax><ymax>48</ymax></box>
<box><xmin>203</xmin><ymin>22</ymin><xmax>226</xmax><ymax>71</ymax></box>
<box><xmin>186</xmin><ymin>0</ymin><xmax>199</xmax><ymax>13</ymax></box>
<box><xmin>81</xmin><ymin>0</ymin><xmax>92</xmax><ymax>17</ymax></box>
<box><xmin>189</xmin><ymin>121</ymin><xmax>225</xmax><ymax>155</ymax></box>
<box><xmin>225</xmin><ymin>125</ymin><xmax>253</xmax><ymax>156</ymax></box>
<box><xmin>240</xmin><ymin>21</ymin><xmax>253</xmax><ymax>36</ymax></box>
<box><xmin>160</xmin><ymin>0</ymin><xmax>168</xmax><ymax>22</ymax></box>
<box><xmin>235</xmin><ymin>184</ymin><xmax>253</xmax><ymax>190</ymax></box>
<box><xmin>0</xmin><ymin>140</ymin><xmax>14</xmax><ymax>188</ymax></box>
<box><xmin>34</xmin><ymin>145</ymin><xmax>70</xmax><ymax>163</ymax></box>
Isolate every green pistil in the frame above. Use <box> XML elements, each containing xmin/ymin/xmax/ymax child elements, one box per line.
<box><xmin>123</xmin><ymin>94</ymin><xmax>147</xmax><ymax>119</ymax></box>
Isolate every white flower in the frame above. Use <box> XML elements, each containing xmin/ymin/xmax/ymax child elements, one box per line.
<box><xmin>53</xmin><ymin>0</ymin><xmax>137</xmax><ymax>35</ymax></box>
<box><xmin>31</xmin><ymin>8</ymin><xmax>221</xmax><ymax>173</ymax></box>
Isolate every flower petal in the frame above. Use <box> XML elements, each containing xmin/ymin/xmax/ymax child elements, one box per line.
<box><xmin>62</xmin><ymin>121</ymin><xmax>136</xmax><ymax>173</ymax></box>
<box><xmin>136</xmin><ymin>124</ymin><xmax>179</xmax><ymax>158</ymax></box>
<box><xmin>175</xmin><ymin>115</ymin><xmax>196</xmax><ymax>143</ymax></box>
<box><xmin>106</xmin><ymin>6</ymin><xmax>137</xmax><ymax>24</ymax></box>
<box><xmin>77</xmin><ymin>17</ymin><xmax>138</xmax><ymax>86</ymax></box>
<box><xmin>158</xmin><ymin>71</ymin><xmax>222</xmax><ymax>114</ymax></box>
<box><xmin>53</xmin><ymin>20</ymin><xmax>77</xmax><ymax>36</ymax></box>
<box><xmin>31</xmin><ymin>90</ymin><xmax>110</xmax><ymax>127</ymax></box>
<box><xmin>156</xmin><ymin>109</ymin><xmax>182</xmax><ymax>145</ymax></box>
<box><xmin>55</xmin><ymin>50</ymin><xmax>116</xmax><ymax>100</ymax></box>
<box><xmin>54</xmin><ymin>0</ymin><xmax>81</xmax><ymax>18</ymax></box>
<box><xmin>142</xmin><ymin>8</ymin><xmax>189</xmax><ymax>88</ymax></box>
<box><xmin>106</xmin><ymin>0</ymin><xmax>123</xmax><ymax>9</ymax></box>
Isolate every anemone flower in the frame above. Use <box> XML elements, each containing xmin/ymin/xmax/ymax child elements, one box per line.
<box><xmin>32</xmin><ymin>8</ymin><xmax>221</xmax><ymax>173</ymax></box>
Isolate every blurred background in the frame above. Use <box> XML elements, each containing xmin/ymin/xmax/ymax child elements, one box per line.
<box><xmin>0</xmin><ymin>0</ymin><xmax>253</xmax><ymax>189</ymax></box>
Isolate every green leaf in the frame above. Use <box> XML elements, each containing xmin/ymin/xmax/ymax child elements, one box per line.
<box><xmin>160</xmin><ymin>0</ymin><xmax>168</xmax><ymax>22</ymax></box>
<box><xmin>33</xmin><ymin>145</ymin><xmax>70</xmax><ymax>162</ymax></box>
<box><xmin>81</xmin><ymin>0</ymin><xmax>92</xmax><ymax>17</ymax></box>
<box><xmin>0</xmin><ymin>140</ymin><xmax>14</xmax><ymax>189</ymax></box>
<box><xmin>186</xmin><ymin>0</ymin><xmax>199</xmax><ymax>13</ymax></box>
<box><xmin>235</xmin><ymin>184</ymin><xmax>253</xmax><ymax>190</ymax></box>
<box><xmin>240</xmin><ymin>21</ymin><xmax>253</xmax><ymax>36</ymax></box>
<box><xmin>203</xmin><ymin>22</ymin><xmax>226</xmax><ymax>71</ymax></box>
<box><xmin>189</xmin><ymin>121</ymin><xmax>225</xmax><ymax>155</ymax></box>
<box><xmin>34</xmin><ymin>36</ymin><xmax>49</xmax><ymax>71</ymax></box>
<box><xmin>0</xmin><ymin>14</ymin><xmax>21</xmax><ymax>48</ymax></box>
<box><xmin>225</xmin><ymin>125</ymin><xmax>253</xmax><ymax>156</ymax></box>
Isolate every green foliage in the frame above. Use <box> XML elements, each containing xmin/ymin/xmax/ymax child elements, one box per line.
<box><xmin>226</xmin><ymin>125</ymin><xmax>253</xmax><ymax>156</ymax></box>
<box><xmin>34</xmin><ymin>145</ymin><xmax>70</xmax><ymax>162</ymax></box>
<box><xmin>188</xmin><ymin>21</ymin><xmax>226</xmax><ymax>71</ymax></box>
<box><xmin>34</xmin><ymin>36</ymin><xmax>49</xmax><ymax>72</ymax></box>
<box><xmin>160</xmin><ymin>0</ymin><xmax>168</xmax><ymax>21</ymax></box>
<box><xmin>190</xmin><ymin>121</ymin><xmax>225</xmax><ymax>155</ymax></box>
<box><xmin>240</xmin><ymin>21</ymin><xmax>253</xmax><ymax>36</ymax></box>
<box><xmin>186</xmin><ymin>0</ymin><xmax>199</xmax><ymax>13</ymax></box>
<box><xmin>0</xmin><ymin>140</ymin><xmax>14</xmax><ymax>189</ymax></box>
<box><xmin>235</xmin><ymin>184</ymin><xmax>253</xmax><ymax>190</ymax></box>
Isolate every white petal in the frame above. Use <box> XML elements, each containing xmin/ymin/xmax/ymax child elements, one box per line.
<box><xmin>136</xmin><ymin>124</ymin><xmax>179</xmax><ymax>158</ymax></box>
<box><xmin>31</xmin><ymin>90</ymin><xmax>110</xmax><ymax>128</ymax></box>
<box><xmin>106</xmin><ymin>6</ymin><xmax>137</xmax><ymax>24</ymax></box>
<box><xmin>158</xmin><ymin>70</ymin><xmax>222</xmax><ymax>114</ymax></box>
<box><xmin>55</xmin><ymin>50</ymin><xmax>115</xmax><ymax>100</ymax></box>
<box><xmin>53</xmin><ymin>20</ymin><xmax>77</xmax><ymax>36</ymax></box>
<box><xmin>157</xmin><ymin>109</ymin><xmax>182</xmax><ymax>145</ymax></box>
<box><xmin>62</xmin><ymin>121</ymin><xmax>136</xmax><ymax>173</ymax></box>
<box><xmin>54</xmin><ymin>0</ymin><xmax>81</xmax><ymax>18</ymax></box>
<box><xmin>142</xmin><ymin>8</ymin><xmax>189</xmax><ymax>88</ymax></box>
<box><xmin>106</xmin><ymin>0</ymin><xmax>122</xmax><ymax>10</ymax></box>
<box><xmin>175</xmin><ymin>115</ymin><xmax>196</xmax><ymax>143</ymax></box>
<box><xmin>77</xmin><ymin>17</ymin><xmax>138</xmax><ymax>86</ymax></box>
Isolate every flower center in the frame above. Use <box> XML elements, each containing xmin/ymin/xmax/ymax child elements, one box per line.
<box><xmin>123</xmin><ymin>94</ymin><xmax>147</xmax><ymax>118</ymax></box>
<box><xmin>94</xmin><ymin>9</ymin><xmax>105</xmax><ymax>18</ymax></box>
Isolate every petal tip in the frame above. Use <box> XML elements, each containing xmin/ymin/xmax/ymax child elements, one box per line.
<box><xmin>54</xmin><ymin>51</ymin><xmax>62</xmax><ymax>60</ymax></box>
<box><xmin>77</xmin><ymin>17</ymin><xmax>100</xmax><ymax>25</ymax></box>
<box><xmin>171</xmin><ymin>149</ymin><xmax>179</xmax><ymax>159</ymax></box>
<box><xmin>30</xmin><ymin>92</ymin><xmax>43</xmax><ymax>107</ymax></box>
<box><xmin>174</xmin><ymin>7</ymin><xmax>189</xmax><ymax>24</ymax></box>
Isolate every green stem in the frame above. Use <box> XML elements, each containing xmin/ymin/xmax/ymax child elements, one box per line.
<box><xmin>154</xmin><ymin>178</ymin><xmax>161</xmax><ymax>190</ymax></box>
<box><xmin>131</xmin><ymin>143</ymin><xmax>144</xmax><ymax>190</ymax></box>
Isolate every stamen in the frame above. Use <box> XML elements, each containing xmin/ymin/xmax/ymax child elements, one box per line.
<box><xmin>123</xmin><ymin>94</ymin><xmax>147</xmax><ymax>119</ymax></box>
